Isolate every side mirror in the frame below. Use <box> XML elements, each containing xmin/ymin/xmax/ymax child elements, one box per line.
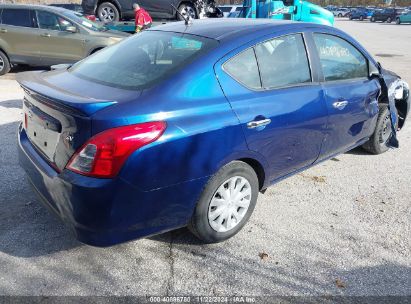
<box><xmin>369</xmin><ymin>61</ymin><xmax>380</xmax><ymax>78</ymax></box>
<box><xmin>65</xmin><ymin>26</ymin><xmax>77</xmax><ymax>33</ymax></box>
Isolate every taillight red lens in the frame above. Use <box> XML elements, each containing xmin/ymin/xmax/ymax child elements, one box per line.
<box><xmin>24</xmin><ymin>113</ymin><xmax>28</xmax><ymax>129</ymax></box>
<box><xmin>66</xmin><ymin>122</ymin><xmax>166</xmax><ymax>178</ymax></box>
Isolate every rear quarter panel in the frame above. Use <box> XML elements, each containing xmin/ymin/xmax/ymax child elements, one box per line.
<box><xmin>90</xmin><ymin>55</ymin><xmax>252</xmax><ymax>191</ymax></box>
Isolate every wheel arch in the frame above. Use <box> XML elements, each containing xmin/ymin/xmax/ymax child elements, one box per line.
<box><xmin>0</xmin><ymin>47</ymin><xmax>10</xmax><ymax>61</ymax></box>
<box><xmin>216</xmin><ymin>150</ymin><xmax>269</xmax><ymax>191</ymax></box>
<box><xmin>88</xmin><ymin>47</ymin><xmax>105</xmax><ymax>56</ymax></box>
<box><xmin>238</xmin><ymin>158</ymin><xmax>266</xmax><ymax>191</ymax></box>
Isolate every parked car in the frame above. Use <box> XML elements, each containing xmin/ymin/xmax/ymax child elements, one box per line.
<box><xmin>396</xmin><ymin>9</ymin><xmax>411</xmax><ymax>24</ymax></box>
<box><xmin>49</xmin><ymin>3</ymin><xmax>97</xmax><ymax>21</ymax></box>
<box><xmin>219</xmin><ymin>5</ymin><xmax>242</xmax><ymax>17</ymax></box>
<box><xmin>0</xmin><ymin>4</ymin><xmax>129</xmax><ymax>75</ymax></box>
<box><xmin>49</xmin><ymin>3</ymin><xmax>84</xmax><ymax>13</ymax></box>
<box><xmin>333</xmin><ymin>7</ymin><xmax>350</xmax><ymax>17</ymax></box>
<box><xmin>349</xmin><ymin>8</ymin><xmax>369</xmax><ymax>20</ymax></box>
<box><xmin>17</xmin><ymin>19</ymin><xmax>410</xmax><ymax>246</ymax></box>
<box><xmin>370</xmin><ymin>7</ymin><xmax>405</xmax><ymax>23</ymax></box>
<box><xmin>82</xmin><ymin>0</ymin><xmax>220</xmax><ymax>22</ymax></box>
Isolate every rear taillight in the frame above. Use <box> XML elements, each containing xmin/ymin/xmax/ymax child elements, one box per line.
<box><xmin>24</xmin><ymin>113</ymin><xmax>28</xmax><ymax>129</ymax></box>
<box><xmin>66</xmin><ymin>122</ymin><xmax>166</xmax><ymax>178</ymax></box>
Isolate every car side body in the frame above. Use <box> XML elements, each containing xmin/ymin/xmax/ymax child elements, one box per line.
<box><xmin>349</xmin><ymin>8</ymin><xmax>369</xmax><ymax>20</ymax></box>
<box><xmin>333</xmin><ymin>8</ymin><xmax>350</xmax><ymax>17</ymax></box>
<box><xmin>0</xmin><ymin>4</ymin><xmax>128</xmax><ymax>75</ymax></box>
<box><xmin>396</xmin><ymin>10</ymin><xmax>411</xmax><ymax>24</ymax></box>
<box><xmin>371</xmin><ymin>8</ymin><xmax>405</xmax><ymax>22</ymax></box>
<box><xmin>17</xmin><ymin>19</ymin><xmax>410</xmax><ymax>246</ymax></box>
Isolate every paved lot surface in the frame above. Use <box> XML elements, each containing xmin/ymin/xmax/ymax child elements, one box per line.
<box><xmin>0</xmin><ymin>20</ymin><xmax>410</xmax><ymax>297</ymax></box>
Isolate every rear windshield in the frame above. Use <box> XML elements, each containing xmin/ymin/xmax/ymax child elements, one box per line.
<box><xmin>69</xmin><ymin>31</ymin><xmax>218</xmax><ymax>90</ymax></box>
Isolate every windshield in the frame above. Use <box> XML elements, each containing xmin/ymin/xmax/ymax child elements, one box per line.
<box><xmin>69</xmin><ymin>31</ymin><xmax>219</xmax><ymax>90</ymax></box>
<box><xmin>62</xmin><ymin>11</ymin><xmax>107</xmax><ymax>31</ymax></box>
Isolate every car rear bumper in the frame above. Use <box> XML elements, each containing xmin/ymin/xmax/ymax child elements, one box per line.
<box><xmin>18</xmin><ymin>124</ymin><xmax>207</xmax><ymax>246</ymax></box>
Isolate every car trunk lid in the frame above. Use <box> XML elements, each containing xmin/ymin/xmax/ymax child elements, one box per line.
<box><xmin>18</xmin><ymin>70</ymin><xmax>132</xmax><ymax>172</ymax></box>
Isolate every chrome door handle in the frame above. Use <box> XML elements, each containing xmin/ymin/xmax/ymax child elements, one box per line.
<box><xmin>333</xmin><ymin>100</ymin><xmax>348</xmax><ymax>110</ymax></box>
<box><xmin>247</xmin><ymin>118</ymin><xmax>271</xmax><ymax>129</ymax></box>
<box><xmin>0</xmin><ymin>29</ymin><xmax>7</xmax><ymax>33</ymax></box>
<box><xmin>41</xmin><ymin>33</ymin><xmax>51</xmax><ymax>37</ymax></box>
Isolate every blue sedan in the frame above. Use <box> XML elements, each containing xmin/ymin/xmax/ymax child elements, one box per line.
<box><xmin>17</xmin><ymin>19</ymin><xmax>410</xmax><ymax>246</ymax></box>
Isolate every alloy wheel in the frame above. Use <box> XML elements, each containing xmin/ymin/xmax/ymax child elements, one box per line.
<box><xmin>208</xmin><ymin>176</ymin><xmax>252</xmax><ymax>233</ymax></box>
<box><xmin>0</xmin><ymin>57</ymin><xmax>4</xmax><ymax>72</ymax></box>
<box><xmin>101</xmin><ymin>6</ymin><xmax>115</xmax><ymax>22</ymax></box>
<box><xmin>180</xmin><ymin>6</ymin><xmax>196</xmax><ymax>20</ymax></box>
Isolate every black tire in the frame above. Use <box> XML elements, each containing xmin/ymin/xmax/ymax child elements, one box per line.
<box><xmin>359</xmin><ymin>15</ymin><xmax>364</xmax><ymax>21</ymax></box>
<box><xmin>371</xmin><ymin>16</ymin><xmax>375</xmax><ymax>22</ymax></box>
<box><xmin>177</xmin><ymin>2</ymin><xmax>197</xmax><ymax>21</ymax></box>
<box><xmin>396</xmin><ymin>18</ymin><xmax>401</xmax><ymax>24</ymax></box>
<box><xmin>387</xmin><ymin>17</ymin><xmax>392</xmax><ymax>23</ymax></box>
<box><xmin>188</xmin><ymin>161</ymin><xmax>259</xmax><ymax>243</ymax></box>
<box><xmin>97</xmin><ymin>2</ymin><xmax>120</xmax><ymax>23</ymax></box>
<box><xmin>362</xmin><ymin>105</ymin><xmax>395</xmax><ymax>155</ymax></box>
<box><xmin>0</xmin><ymin>50</ymin><xmax>11</xmax><ymax>76</ymax></box>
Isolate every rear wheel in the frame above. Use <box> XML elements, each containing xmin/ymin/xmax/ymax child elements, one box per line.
<box><xmin>97</xmin><ymin>2</ymin><xmax>119</xmax><ymax>23</ymax></box>
<box><xmin>177</xmin><ymin>2</ymin><xmax>197</xmax><ymax>20</ymax></box>
<box><xmin>395</xmin><ymin>17</ymin><xmax>401</xmax><ymax>24</ymax></box>
<box><xmin>0</xmin><ymin>51</ymin><xmax>11</xmax><ymax>76</ymax></box>
<box><xmin>371</xmin><ymin>16</ymin><xmax>376</xmax><ymax>22</ymax></box>
<box><xmin>338</xmin><ymin>13</ymin><xmax>342</xmax><ymax>17</ymax></box>
<box><xmin>362</xmin><ymin>105</ymin><xmax>395</xmax><ymax>155</ymax></box>
<box><xmin>188</xmin><ymin>161</ymin><xmax>259</xmax><ymax>243</ymax></box>
<box><xmin>359</xmin><ymin>15</ymin><xmax>364</xmax><ymax>21</ymax></box>
<box><xmin>387</xmin><ymin>17</ymin><xmax>392</xmax><ymax>23</ymax></box>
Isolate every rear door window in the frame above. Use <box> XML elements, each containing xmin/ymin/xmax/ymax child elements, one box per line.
<box><xmin>254</xmin><ymin>34</ymin><xmax>311</xmax><ymax>89</ymax></box>
<box><xmin>1</xmin><ymin>9</ymin><xmax>35</xmax><ymax>27</ymax></box>
<box><xmin>223</xmin><ymin>48</ymin><xmax>262</xmax><ymax>90</ymax></box>
<box><xmin>313</xmin><ymin>33</ymin><xmax>368</xmax><ymax>81</ymax></box>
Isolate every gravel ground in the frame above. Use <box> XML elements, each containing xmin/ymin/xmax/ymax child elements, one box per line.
<box><xmin>0</xmin><ymin>20</ymin><xmax>410</xmax><ymax>298</ymax></box>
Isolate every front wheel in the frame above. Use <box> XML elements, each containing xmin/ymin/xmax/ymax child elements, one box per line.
<box><xmin>177</xmin><ymin>3</ymin><xmax>197</xmax><ymax>20</ymax></box>
<box><xmin>97</xmin><ymin>2</ymin><xmax>120</xmax><ymax>23</ymax></box>
<box><xmin>338</xmin><ymin>13</ymin><xmax>342</xmax><ymax>17</ymax></box>
<box><xmin>359</xmin><ymin>15</ymin><xmax>364</xmax><ymax>21</ymax></box>
<box><xmin>188</xmin><ymin>161</ymin><xmax>259</xmax><ymax>243</ymax></box>
<box><xmin>362</xmin><ymin>105</ymin><xmax>395</xmax><ymax>155</ymax></box>
<box><xmin>386</xmin><ymin>17</ymin><xmax>392</xmax><ymax>23</ymax></box>
<box><xmin>371</xmin><ymin>16</ymin><xmax>375</xmax><ymax>22</ymax></box>
<box><xmin>0</xmin><ymin>50</ymin><xmax>11</xmax><ymax>76</ymax></box>
<box><xmin>396</xmin><ymin>18</ymin><xmax>401</xmax><ymax>24</ymax></box>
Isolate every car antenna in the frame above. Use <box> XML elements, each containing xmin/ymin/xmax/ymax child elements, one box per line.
<box><xmin>171</xmin><ymin>4</ymin><xmax>192</xmax><ymax>26</ymax></box>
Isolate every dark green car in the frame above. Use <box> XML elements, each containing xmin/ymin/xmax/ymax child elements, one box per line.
<box><xmin>0</xmin><ymin>4</ymin><xmax>129</xmax><ymax>75</ymax></box>
<box><xmin>396</xmin><ymin>10</ymin><xmax>411</xmax><ymax>24</ymax></box>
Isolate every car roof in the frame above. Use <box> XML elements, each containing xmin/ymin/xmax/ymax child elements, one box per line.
<box><xmin>0</xmin><ymin>3</ymin><xmax>68</xmax><ymax>13</ymax></box>
<box><xmin>149</xmin><ymin>19</ymin><xmax>325</xmax><ymax>41</ymax></box>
